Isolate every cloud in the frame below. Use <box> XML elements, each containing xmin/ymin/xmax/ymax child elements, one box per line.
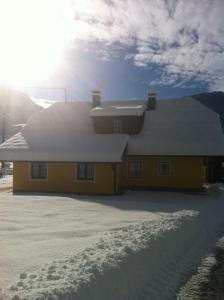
<box><xmin>69</xmin><ymin>0</ymin><xmax>224</xmax><ymax>91</ymax></box>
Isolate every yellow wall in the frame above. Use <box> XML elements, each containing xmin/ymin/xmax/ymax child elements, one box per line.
<box><xmin>13</xmin><ymin>156</ymin><xmax>204</xmax><ymax>194</ymax></box>
<box><xmin>122</xmin><ymin>156</ymin><xmax>204</xmax><ymax>190</ymax></box>
<box><xmin>13</xmin><ymin>162</ymin><xmax>115</xmax><ymax>194</ymax></box>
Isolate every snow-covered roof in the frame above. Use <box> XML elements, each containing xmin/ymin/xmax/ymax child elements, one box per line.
<box><xmin>0</xmin><ymin>102</ymin><xmax>128</xmax><ymax>162</ymax></box>
<box><xmin>128</xmin><ymin>97</ymin><xmax>224</xmax><ymax>156</ymax></box>
<box><xmin>0</xmin><ymin>133</ymin><xmax>128</xmax><ymax>162</ymax></box>
<box><xmin>1</xmin><ymin>97</ymin><xmax>224</xmax><ymax>161</ymax></box>
<box><xmin>90</xmin><ymin>100</ymin><xmax>146</xmax><ymax>117</ymax></box>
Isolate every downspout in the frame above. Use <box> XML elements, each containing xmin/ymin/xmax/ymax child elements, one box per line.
<box><xmin>111</xmin><ymin>163</ymin><xmax>117</xmax><ymax>194</ymax></box>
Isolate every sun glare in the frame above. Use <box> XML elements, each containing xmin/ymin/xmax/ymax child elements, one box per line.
<box><xmin>0</xmin><ymin>0</ymin><xmax>73</xmax><ymax>87</ymax></box>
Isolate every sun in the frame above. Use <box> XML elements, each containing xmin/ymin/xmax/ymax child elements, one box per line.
<box><xmin>0</xmin><ymin>0</ymin><xmax>73</xmax><ymax>87</ymax></box>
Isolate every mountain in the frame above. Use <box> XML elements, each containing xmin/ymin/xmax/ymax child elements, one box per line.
<box><xmin>191</xmin><ymin>91</ymin><xmax>224</xmax><ymax>130</ymax></box>
<box><xmin>0</xmin><ymin>87</ymin><xmax>42</xmax><ymax>142</ymax></box>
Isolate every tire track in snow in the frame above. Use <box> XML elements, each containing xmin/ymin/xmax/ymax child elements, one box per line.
<box><xmin>138</xmin><ymin>195</ymin><xmax>224</xmax><ymax>300</ymax></box>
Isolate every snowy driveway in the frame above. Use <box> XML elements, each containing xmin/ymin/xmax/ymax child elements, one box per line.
<box><xmin>0</xmin><ymin>188</ymin><xmax>224</xmax><ymax>299</ymax></box>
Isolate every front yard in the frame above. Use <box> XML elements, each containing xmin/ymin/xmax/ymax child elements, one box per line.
<box><xmin>0</xmin><ymin>182</ymin><xmax>224</xmax><ymax>299</ymax></box>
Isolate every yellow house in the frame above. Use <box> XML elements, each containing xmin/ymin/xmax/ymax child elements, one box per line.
<box><xmin>0</xmin><ymin>90</ymin><xmax>223</xmax><ymax>194</ymax></box>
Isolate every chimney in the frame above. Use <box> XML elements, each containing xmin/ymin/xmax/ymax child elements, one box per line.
<box><xmin>92</xmin><ymin>89</ymin><xmax>101</xmax><ymax>108</ymax></box>
<box><xmin>147</xmin><ymin>89</ymin><xmax>156</xmax><ymax>110</ymax></box>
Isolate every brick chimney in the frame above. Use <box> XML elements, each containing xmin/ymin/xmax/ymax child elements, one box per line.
<box><xmin>92</xmin><ymin>89</ymin><xmax>101</xmax><ymax>108</ymax></box>
<box><xmin>147</xmin><ymin>89</ymin><xmax>156</xmax><ymax>110</ymax></box>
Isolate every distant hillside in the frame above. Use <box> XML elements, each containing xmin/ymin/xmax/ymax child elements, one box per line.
<box><xmin>0</xmin><ymin>87</ymin><xmax>42</xmax><ymax>142</ymax></box>
<box><xmin>191</xmin><ymin>91</ymin><xmax>224</xmax><ymax>130</ymax></box>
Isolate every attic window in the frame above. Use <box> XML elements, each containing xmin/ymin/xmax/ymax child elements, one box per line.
<box><xmin>77</xmin><ymin>163</ymin><xmax>95</xmax><ymax>181</ymax></box>
<box><xmin>30</xmin><ymin>162</ymin><xmax>47</xmax><ymax>179</ymax></box>
<box><xmin>113</xmin><ymin>119</ymin><xmax>123</xmax><ymax>133</ymax></box>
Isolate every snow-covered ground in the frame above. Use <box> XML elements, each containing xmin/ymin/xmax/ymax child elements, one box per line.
<box><xmin>0</xmin><ymin>186</ymin><xmax>224</xmax><ymax>299</ymax></box>
<box><xmin>0</xmin><ymin>175</ymin><xmax>12</xmax><ymax>192</ymax></box>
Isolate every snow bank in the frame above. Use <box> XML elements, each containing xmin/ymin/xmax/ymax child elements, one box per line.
<box><xmin>6</xmin><ymin>210</ymin><xmax>197</xmax><ymax>300</ymax></box>
<box><xmin>177</xmin><ymin>236</ymin><xmax>224</xmax><ymax>299</ymax></box>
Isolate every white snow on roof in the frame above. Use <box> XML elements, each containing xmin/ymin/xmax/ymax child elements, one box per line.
<box><xmin>90</xmin><ymin>100</ymin><xmax>146</xmax><ymax>117</ymax></box>
<box><xmin>0</xmin><ymin>132</ymin><xmax>28</xmax><ymax>149</ymax></box>
<box><xmin>0</xmin><ymin>133</ymin><xmax>128</xmax><ymax>162</ymax></box>
<box><xmin>24</xmin><ymin>101</ymin><xmax>94</xmax><ymax>136</ymax></box>
<box><xmin>0</xmin><ymin>101</ymin><xmax>128</xmax><ymax>162</ymax></box>
<box><xmin>1</xmin><ymin>97</ymin><xmax>224</xmax><ymax>160</ymax></box>
<box><xmin>128</xmin><ymin>97</ymin><xmax>224</xmax><ymax>156</ymax></box>
<box><xmin>31</xmin><ymin>97</ymin><xmax>57</xmax><ymax>108</ymax></box>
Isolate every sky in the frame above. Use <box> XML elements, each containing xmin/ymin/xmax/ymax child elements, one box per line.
<box><xmin>0</xmin><ymin>0</ymin><xmax>224</xmax><ymax>101</ymax></box>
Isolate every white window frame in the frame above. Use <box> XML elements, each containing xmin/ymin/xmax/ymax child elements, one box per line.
<box><xmin>158</xmin><ymin>161</ymin><xmax>171</xmax><ymax>176</ymax></box>
<box><xmin>29</xmin><ymin>162</ymin><xmax>48</xmax><ymax>180</ymax></box>
<box><xmin>113</xmin><ymin>119</ymin><xmax>123</xmax><ymax>133</ymax></box>
<box><xmin>128</xmin><ymin>161</ymin><xmax>142</xmax><ymax>178</ymax></box>
<box><xmin>76</xmin><ymin>163</ymin><xmax>95</xmax><ymax>181</ymax></box>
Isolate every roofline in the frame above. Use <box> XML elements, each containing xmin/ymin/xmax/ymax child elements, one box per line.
<box><xmin>90</xmin><ymin>113</ymin><xmax>144</xmax><ymax>117</ymax></box>
<box><xmin>5</xmin><ymin>160</ymin><xmax>124</xmax><ymax>163</ymax></box>
<box><xmin>2</xmin><ymin>154</ymin><xmax>224</xmax><ymax>163</ymax></box>
<box><xmin>126</xmin><ymin>154</ymin><xmax>224</xmax><ymax>157</ymax></box>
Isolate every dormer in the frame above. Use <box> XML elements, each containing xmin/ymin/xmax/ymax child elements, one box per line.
<box><xmin>90</xmin><ymin>91</ymin><xmax>146</xmax><ymax>134</ymax></box>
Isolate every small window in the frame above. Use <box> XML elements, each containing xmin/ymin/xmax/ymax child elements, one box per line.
<box><xmin>30</xmin><ymin>162</ymin><xmax>47</xmax><ymax>179</ymax></box>
<box><xmin>77</xmin><ymin>163</ymin><xmax>95</xmax><ymax>180</ymax></box>
<box><xmin>158</xmin><ymin>161</ymin><xmax>170</xmax><ymax>176</ymax></box>
<box><xmin>113</xmin><ymin>119</ymin><xmax>123</xmax><ymax>133</ymax></box>
<box><xmin>128</xmin><ymin>161</ymin><xmax>142</xmax><ymax>178</ymax></box>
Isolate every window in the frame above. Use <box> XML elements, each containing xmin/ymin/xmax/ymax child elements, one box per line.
<box><xmin>128</xmin><ymin>161</ymin><xmax>142</xmax><ymax>178</ymax></box>
<box><xmin>158</xmin><ymin>161</ymin><xmax>170</xmax><ymax>176</ymax></box>
<box><xmin>113</xmin><ymin>119</ymin><xmax>123</xmax><ymax>133</ymax></box>
<box><xmin>77</xmin><ymin>163</ymin><xmax>95</xmax><ymax>180</ymax></box>
<box><xmin>30</xmin><ymin>162</ymin><xmax>47</xmax><ymax>179</ymax></box>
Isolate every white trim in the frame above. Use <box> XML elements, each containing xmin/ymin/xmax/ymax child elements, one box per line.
<box><xmin>75</xmin><ymin>163</ymin><xmax>96</xmax><ymax>182</ymax></box>
<box><xmin>157</xmin><ymin>160</ymin><xmax>171</xmax><ymax>176</ymax></box>
<box><xmin>29</xmin><ymin>162</ymin><xmax>48</xmax><ymax>181</ymax></box>
<box><xmin>90</xmin><ymin>105</ymin><xmax>145</xmax><ymax>117</ymax></box>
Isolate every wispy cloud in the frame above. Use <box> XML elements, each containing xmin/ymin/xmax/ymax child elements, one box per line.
<box><xmin>69</xmin><ymin>0</ymin><xmax>224</xmax><ymax>91</ymax></box>
<box><xmin>3</xmin><ymin>0</ymin><xmax>221</xmax><ymax>90</ymax></box>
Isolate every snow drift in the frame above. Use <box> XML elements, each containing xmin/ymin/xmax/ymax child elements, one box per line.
<box><xmin>6</xmin><ymin>211</ymin><xmax>198</xmax><ymax>300</ymax></box>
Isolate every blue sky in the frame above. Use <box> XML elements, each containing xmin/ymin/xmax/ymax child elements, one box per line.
<box><xmin>33</xmin><ymin>48</ymin><xmax>208</xmax><ymax>101</ymax></box>
<box><xmin>0</xmin><ymin>0</ymin><xmax>223</xmax><ymax>101</ymax></box>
